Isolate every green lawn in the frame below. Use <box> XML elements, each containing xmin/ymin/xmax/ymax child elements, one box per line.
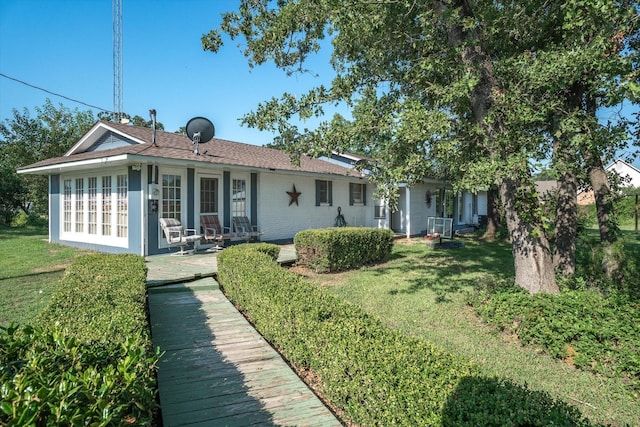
<box><xmin>301</xmin><ymin>235</ymin><xmax>640</xmax><ymax>427</ymax></box>
<box><xmin>0</xmin><ymin>225</ymin><xmax>89</xmax><ymax>325</ymax></box>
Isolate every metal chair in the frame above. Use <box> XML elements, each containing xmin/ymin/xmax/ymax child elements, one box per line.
<box><xmin>200</xmin><ymin>214</ymin><xmax>234</xmax><ymax>252</ymax></box>
<box><xmin>232</xmin><ymin>216</ymin><xmax>263</xmax><ymax>242</ymax></box>
<box><xmin>159</xmin><ymin>218</ymin><xmax>201</xmax><ymax>255</ymax></box>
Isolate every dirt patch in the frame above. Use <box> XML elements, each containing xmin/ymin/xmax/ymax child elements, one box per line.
<box><xmin>287</xmin><ymin>265</ymin><xmax>350</xmax><ymax>288</ymax></box>
<box><xmin>30</xmin><ymin>263</ymin><xmax>69</xmax><ymax>274</ymax></box>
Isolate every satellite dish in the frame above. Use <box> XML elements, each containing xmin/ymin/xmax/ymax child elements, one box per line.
<box><xmin>185</xmin><ymin>117</ymin><xmax>215</xmax><ymax>155</ymax></box>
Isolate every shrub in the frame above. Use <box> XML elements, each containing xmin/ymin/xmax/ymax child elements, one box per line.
<box><xmin>0</xmin><ymin>324</ymin><xmax>157</xmax><ymax>426</ymax></box>
<box><xmin>217</xmin><ymin>245</ymin><xmax>591</xmax><ymax>426</ymax></box>
<box><xmin>1</xmin><ymin>254</ymin><xmax>158</xmax><ymax>426</ymax></box>
<box><xmin>294</xmin><ymin>227</ymin><xmax>394</xmax><ymax>272</ymax></box>
<box><xmin>467</xmin><ymin>284</ymin><xmax>640</xmax><ymax>391</ymax></box>
<box><xmin>38</xmin><ymin>253</ymin><xmax>149</xmax><ymax>343</ymax></box>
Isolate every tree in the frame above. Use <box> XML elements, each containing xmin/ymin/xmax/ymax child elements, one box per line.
<box><xmin>0</xmin><ymin>100</ymin><xmax>95</xmax><ymax>220</ymax></box>
<box><xmin>204</xmin><ymin>0</ymin><xmax>638</xmax><ymax>293</ymax></box>
<box><xmin>97</xmin><ymin>111</ymin><xmax>165</xmax><ymax>130</ymax></box>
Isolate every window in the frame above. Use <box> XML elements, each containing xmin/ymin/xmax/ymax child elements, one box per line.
<box><xmin>349</xmin><ymin>183</ymin><xmax>366</xmax><ymax>205</ymax></box>
<box><xmin>75</xmin><ymin>178</ymin><xmax>84</xmax><ymax>232</ymax></box>
<box><xmin>88</xmin><ymin>177</ymin><xmax>97</xmax><ymax>234</ymax></box>
<box><xmin>472</xmin><ymin>193</ymin><xmax>478</xmax><ymax>215</ymax></box>
<box><xmin>63</xmin><ymin>179</ymin><xmax>72</xmax><ymax>232</ymax></box>
<box><xmin>162</xmin><ymin>174</ymin><xmax>181</xmax><ymax>220</ymax></box>
<box><xmin>200</xmin><ymin>177</ymin><xmax>219</xmax><ymax>214</ymax></box>
<box><xmin>102</xmin><ymin>176</ymin><xmax>112</xmax><ymax>236</ymax></box>
<box><xmin>315</xmin><ymin>180</ymin><xmax>333</xmax><ymax>206</ymax></box>
<box><xmin>232</xmin><ymin>178</ymin><xmax>246</xmax><ymax>217</ymax></box>
<box><xmin>117</xmin><ymin>174</ymin><xmax>128</xmax><ymax>238</ymax></box>
<box><xmin>60</xmin><ymin>171</ymin><xmax>127</xmax><ymax>244</ymax></box>
<box><xmin>374</xmin><ymin>203</ymin><xmax>386</xmax><ymax>219</ymax></box>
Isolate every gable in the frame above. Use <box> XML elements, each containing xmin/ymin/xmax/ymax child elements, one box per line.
<box><xmin>85</xmin><ymin>131</ymin><xmax>138</xmax><ymax>152</ymax></box>
<box><xmin>607</xmin><ymin>159</ymin><xmax>640</xmax><ymax>188</ymax></box>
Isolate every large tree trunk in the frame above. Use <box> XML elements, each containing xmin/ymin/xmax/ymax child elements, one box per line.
<box><xmin>446</xmin><ymin>0</ymin><xmax>558</xmax><ymax>293</ymax></box>
<box><xmin>553</xmin><ymin>170</ymin><xmax>577</xmax><ymax>276</ymax></box>
<box><xmin>552</xmin><ymin>89</ymin><xmax>580</xmax><ymax>277</ymax></box>
<box><xmin>482</xmin><ymin>186</ymin><xmax>500</xmax><ymax>239</ymax></box>
<box><xmin>500</xmin><ymin>179</ymin><xmax>559</xmax><ymax>293</ymax></box>
<box><xmin>584</xmin><ymin>95</ymin><xmax>617</xmax><ymax>245</ymax></box>
<box><xmin>585</xmin><ymin>152</ymin><xmax>617</xmax><ymax>244</ymax></box>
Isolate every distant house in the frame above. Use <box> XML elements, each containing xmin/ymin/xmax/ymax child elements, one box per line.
<box><xmin>535</xmin><ymin>180</ymin><xmax>558</xmax><ymax>199</ymax></box>
<box><xmin>577</xmin><ymin>159</ymin><xmax>640</xmax><ymax>205</ymax></box>
<box><xmin>18</xmin><ymin>121</ymin><xmax>486</xmax><ymax>255</ymax></box>
<box><xmin>608</xmin><ymin>158</ymin><xmax>640</xmax><ymax>188</ymax></box>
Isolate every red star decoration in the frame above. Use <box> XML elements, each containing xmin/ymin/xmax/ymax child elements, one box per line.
<box><xmin>286</xmin><ymin>184</ymin><xmax>301</xmax><ymax>206</ymax></box>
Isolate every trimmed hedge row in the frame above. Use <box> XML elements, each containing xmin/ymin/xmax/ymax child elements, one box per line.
<box><xmin>1</xmin><ymin>254</ymin><xmax>158</xmax><ymax>426</ymax></box>
<box><xmin>294</xmin><ymin>227</ymin><xmax>394</xmax><ymax>272</ymax></box>
<box><xmin>217</xmin><ymin>245</ymin><xmax>592</xmax><ymax>426</ymax></box>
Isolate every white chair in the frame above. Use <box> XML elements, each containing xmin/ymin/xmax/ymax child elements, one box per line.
<box><xmin>159</xmin><ymin>218</ymin><xmax>201</xmax><ymax>255</ymax></box>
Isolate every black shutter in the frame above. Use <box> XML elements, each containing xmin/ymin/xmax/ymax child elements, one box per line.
<box><xmin>328</xmin><ymin>181</ymin><xmax>333</xmax><ymax>206</ymax></box>
<box><xmin>315</xmin><ymin>180</ymin><xmax>320</xmax><ymax>206</ymax></box>
<box><xmin>363</xmin><ymin>184</ymin><xmax>366</xmax><ymax>205</ymax></box>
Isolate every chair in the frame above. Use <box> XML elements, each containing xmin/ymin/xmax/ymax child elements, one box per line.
<box><xmin>232</xmin><ymin>216</ymin><xmax>263</xmax><ymax>242</ymax></box>
<box><xmin>159</xmin><ymin>218</ymin><xmax>201</xmax><ymax>255</ymax></box>
<box><xmin>200</xmin><ymin>214</ymin><xmax>234</xmax><ymax>252</ymax></box>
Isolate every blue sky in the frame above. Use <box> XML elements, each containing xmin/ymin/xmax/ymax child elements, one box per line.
<box><xmin>0</xmin><ymin>0</ymin><xmax>337</xmax><ymax>145</ymax></box>
<box><xmin>1</xmin><ymin>0</ymin><xmax>638</xmax><ymax>169</ymax></box>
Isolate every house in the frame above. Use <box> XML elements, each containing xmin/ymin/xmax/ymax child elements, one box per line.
<box><xmin>577</xmin><ymin>159</ymin><xmax>640</xmax><ymax>205</ymax></box>
<box><xmin>18</xmin><ymin>120</ymin><xmax>485</xmax><ymax>255</ymax></box>
<box><xmin>608</xmin><ymin>158</ymin><xmax>640</xmax><ymax>188</ymax></box>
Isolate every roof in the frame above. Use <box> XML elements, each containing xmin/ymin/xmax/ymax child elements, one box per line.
<box><xmin>18</xmin><ymin>121</ymin><xmax>360</xmax><ymax>177</ymax></box>
<box><xmin>535</xmin><ymin>180</ymin><xmax>558</xmax><ymax>197</ymax></box>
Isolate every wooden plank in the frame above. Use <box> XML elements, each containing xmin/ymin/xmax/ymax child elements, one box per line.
<box><xmin>148</xmin><ymin>276</ymin><xmax>340</xmax><ymax>427</ymax></box>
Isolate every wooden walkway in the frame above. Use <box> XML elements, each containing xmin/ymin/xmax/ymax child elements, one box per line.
<box><xmin>148</xmin><ymin>268</ymin><xmax>341</xmax><ymax>426</ymax></box>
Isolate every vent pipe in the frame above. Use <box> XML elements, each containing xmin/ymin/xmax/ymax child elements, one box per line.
<box><xmin>150</xmin><ymin>109</ymin><xmax>157</xmax><ymax>147</ymax></box>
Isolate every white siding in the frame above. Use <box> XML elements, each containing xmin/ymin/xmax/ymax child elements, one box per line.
<box><xmin>609</xmin><ymin>160</ymin><xmax>640</xmax><ymax>188</ymax></box>
<box><xmin>409</xmin><ymin>183</ymin><xmax>439</xmax><ymax>235</ymax></box>
<box><xmin>257</xmin><ymin>173</ymin><xmax>370</xmax><ymax>241</ymax></box>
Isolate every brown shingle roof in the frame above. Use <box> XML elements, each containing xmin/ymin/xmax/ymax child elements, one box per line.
<box><xmin>19</xmin><ymin>121</ymin><xmax>359</xmax><ymax>177</ymax></box>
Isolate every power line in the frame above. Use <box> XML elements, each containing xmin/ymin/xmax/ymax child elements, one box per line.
<box><xmin>0</xmin><ymin>72</ymin><xmax>113</xmax><ymax>113</ymax></box>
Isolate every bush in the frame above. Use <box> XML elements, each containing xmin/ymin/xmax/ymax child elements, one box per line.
<box><xmin>38</xmin><ymin>254</ymin><xmax>149</xmax><ymax>343</ymax></box>
<box><xmin>575</xmin><ymin>237</ymin><xmax>640</xmax><ymax>297</ymax></box>
<box><xmin>1</xmin><ymin>254</ymin><xmax>158</xmax><ymax>426</ymax></box>
<box><xmin>467</xmin><ymin>284</ymin><xmax>640</xmax><ymax>391</ymax></box>
<box><xmin>217</xmin><ymin>245</ymin><xmax>591</xmax><ymax>426</ymax></box>
<box><xmin>294</xmin><ymin>227</ymin><xmax>394</xmax><ymax>272</ymax></box>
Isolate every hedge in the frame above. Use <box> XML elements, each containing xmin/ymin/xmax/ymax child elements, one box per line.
<box><xmin>1</xmin><ymin>254</ymin><xmax>158</xmax><ymax>426</ymax></box>
<box><xmin>294</xmin><ymin>227</ymin><xmax>394</xmax><ymax>272</ymax></box>
<box><xmin>217</xmin><ymin>245</ymin><xmax>592</xmax><ymax>426</ymax></box>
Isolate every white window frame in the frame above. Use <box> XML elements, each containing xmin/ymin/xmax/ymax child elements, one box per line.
<box><xmin>159</xmin><ymin>169</ymin><xmax>186</xmax><ymax>248</ymax></box>
<box><xmin>316</xmin><ymin>179</ymin><xmax>332</xmax><ymax>206</ymax></box>
<box><xmin>374</xmin><ymin>201</ymin><xmax>386</xmax><ymax>219</ymax></box>
<box><xmin>59</xmin><ymin>169</ymin><xmax>128</xmax><ymax>247</ymax></box>
<box><xmin>232</xmin><ymin>175</ymin><xmax>249</xmax><ymax>218</ymax></box>
<box><xmin>350</xmin><ymin>182</ymin><xmax>366</xmax><ymax>205</ymax></box>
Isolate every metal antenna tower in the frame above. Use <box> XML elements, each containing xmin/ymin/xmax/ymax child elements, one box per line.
<box><xmin>112</xmin><ymin>0</ymin><xmax>123</xmax><ymax>122</ymax></box>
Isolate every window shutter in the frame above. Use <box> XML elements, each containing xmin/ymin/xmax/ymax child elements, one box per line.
<box><xmin>315</xmin><ymin>180</ymin><xmax>320</xmax><ymax>206</ymax></box>
<box><xmin>328</xmin><ymin>181</ymin><xmax>333</xmax><ymax>206</ymax></box>
<box><xmin>349</xmin><ymin>183</ymin><xmax>354</xmax><ymax>206</ymax></box>
<box><xmin>363</xmin><ymin>184</ymin><xmax>366</xmax><ymax>205</ymax></box>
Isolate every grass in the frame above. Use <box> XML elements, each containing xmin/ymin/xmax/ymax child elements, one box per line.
<box><xmin>299</xmin><ymin>234</ymin><xmax>640</xmax><ymax>427</ymax></box>
<box><xmin>0</xmin><ymin>225</ymin><xmax>90</xmax><ymax>325</ymax></box>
